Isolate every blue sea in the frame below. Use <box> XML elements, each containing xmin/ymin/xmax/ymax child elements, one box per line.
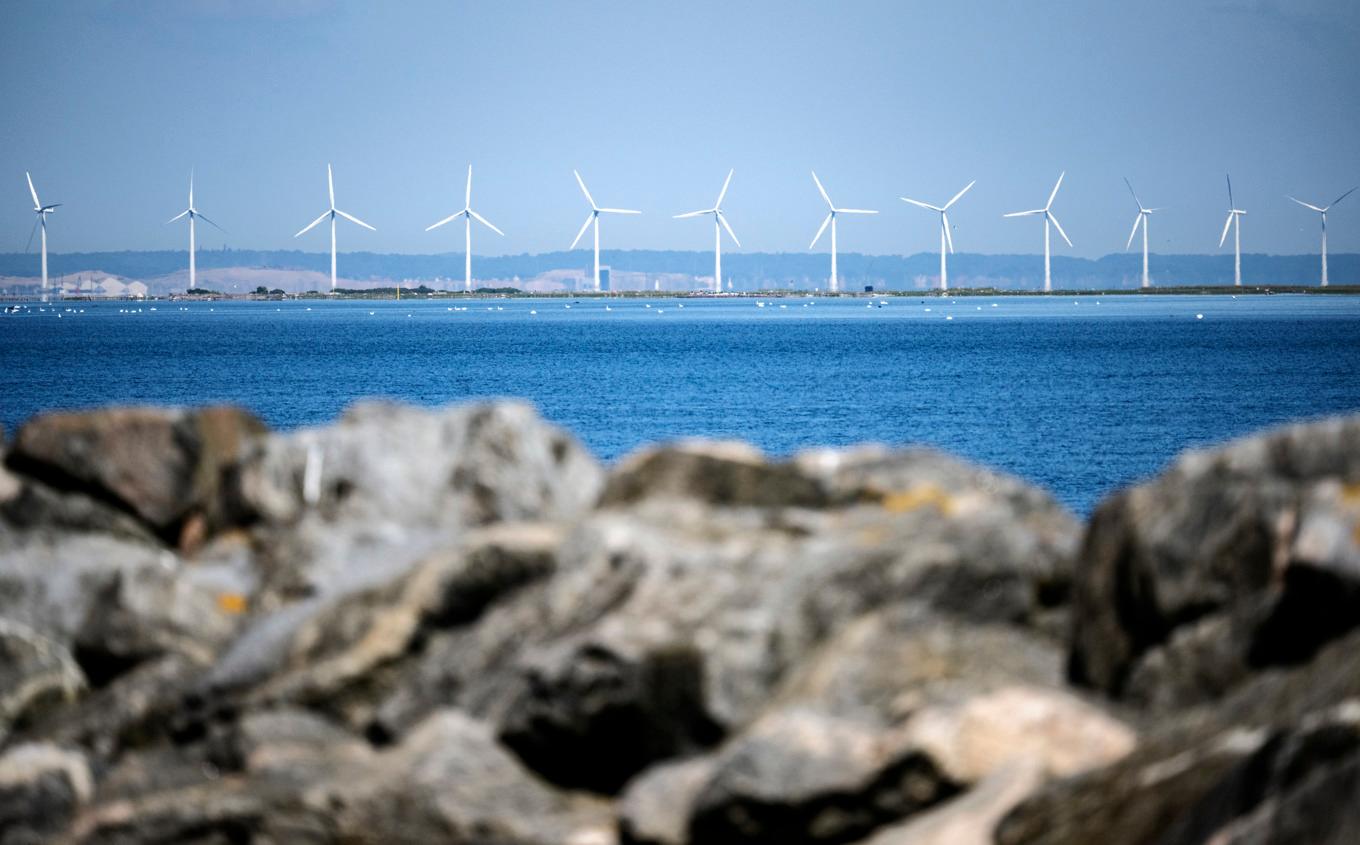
<box><xmin>3</xmin><ymin>294</ymin><xmax>1359</xmax><ymax>514</ymax></box>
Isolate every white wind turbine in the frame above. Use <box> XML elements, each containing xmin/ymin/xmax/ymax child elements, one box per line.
<box><xmin>900</xmin><ymin>180</ymin><xmax>975</xmax><ymax>292</ymax></box>
<box><xmin>1004</xmin><ymin>172</ymin><xmax>1071</xmax><ymax>293</ymax></box>
<box><xmin>1288</xmin><ymin>186</ymin><xmax>1356</xmax><ymax>287</ymax></box>
<box><xmin>166</xmin><ymin>170</ymin><xmax>223</xmax><ymax>291</ymax></box>
<box><xmin>674</xmin><ymin>169</ymin><xmax>740</xmax><ymax>294</ymax></box>
<box><xmin>1219</xmin><ymin>175</ymin><xmax>1247</xmax><ymax>287</ymax></box>
<box><xmin>426</xmin><ymin>165</ymin><xmax>504</xmax><ymax>293</ymax></box>
<box><xmin>1122</xmin><ymin>178</ymin><xmax>1161</xmax><ymax>289</ymax></box>
<box><xmin>809</xmin><ymin>172</ymin><xmax>877</xmax><ymax>293</ymax></box>
<box><xmin>570</xmin><ymin>170</ymin><xmax>640</xmax><ymax>292</ymax></box>
<box><xmin>24</xmin><ymin>172</ymin><xmax>60</xmax><ymax>301</ymax></box>
<box><xmin>295</xmin><ymin>164</ymin><xmax>376</xmax><ymax>292</ymax></box>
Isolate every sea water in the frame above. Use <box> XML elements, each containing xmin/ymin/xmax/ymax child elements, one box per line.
<box><xmin>3</xmin><ymin>294</ymin><xmax>1358</xmax><ymax>514</ymax></box>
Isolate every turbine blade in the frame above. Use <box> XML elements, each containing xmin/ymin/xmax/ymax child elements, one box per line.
<box><xmin>166</xmin><ymin>209</ymin><xmax>190</xmax><ymax>224</ymax></box>
<box><xmin>328</xmin><ymin>163</ymin><xmax>335</xmax><ymax>208</ymax></box>
<box><xmin>1226</xmin><ymin>174</ymin><xmax>1234</xmax><ymax>209</ymax></box>
<box><xmin>24</xmin><ymin>217</ymin><xmax>38</xmax><ymax>253</ymax></box>
<box><xmin>425</xmin><ymin>211</ymin><xmax>463</xmax><ymax>231</ymax></box>
<box><xmin>715</xmin><ymin>168</ymin><xmax>733</xmax><ymax>208</ymax></box>
<box><xmin>189</xmin><ymin>169</ymin><xmax>194</xmax><ymax>208</ymax></box>
<box><xmin>944</xmin><ymin>179</ymin><xmax>976</xmax><ymax>210</ymax></box>
<box><xmin>1004</xmin><ymin>209</ymin><xmax>1045</xmax><ymax>217</ymax></box>
<box><xmin>1048</xmin><ymin>212</ymin><xmax>1073</xmax><ymax>247</ymax></box>
<box><xmin>810</xmin><ymin>212</ymin><xmax>832</xmax><ymax>248</ymax></box>
<box><xmin>295</xmin><ymin>210</ymin><xmax>330</xmax><ymax>238</ymax></box>
<box><xmin>673</xmin><ymin>209</ymin><xmax>711</xmax><ymax>219</ymax></box>
<box><xmin>1125</xmin><ymin>214</ymin><xmax>1141</xmax><ymax>251</ymax></box>
<box><xmin>570</xmin><ymin>213</ymin><xmax>593</xmax><ymax>249</ymax></box>
<box><xmin>1289</xmin><ymin>197</ymin><xmax>1324</xmax><ymax>213</ymax></box>
<box><xmin>335</xmin><ymin>208</ymin><xmax>376</xmax><ymax>231</ymax></box>
<box><xmin>469</xmin><ymin>208</ymin><xmax>504</xmax><ymax>235</ymax></box>
<box><xmin>942</xmin><ymin>213</ymin><xmax>955</xmax><ymax>254</ymax></box>
<box><xmin>597</xmin><ymin>208</ymin><xmax>641</xmax><ymax>214</ymax></box>
<box><xmin>1123</xmin><ymin>176</ymin><xmax>1143</xmax><ymax>211</ymax></box>
<box><xmin>26</xmin><ymin>172</ymin><xmax>39</xmax><ymax>209</ymax></box>
<box><xmin>1046</xmin><ymin>171</ymin><xmax>1065</xmax><ymax>210</ymax></box>
<box><xmin>465</xmin><ymin>164</ymin><xmax>473</xmax><ymax>208</ymax></box>
<box><xmin>573</xmin><ymin>170</ymin><xmax>596</xmax><ymax>208</ymax></box>
<box><xmin>811</xmin><ymin>171</ymin><xmax>833</xmax><ymax>208</ymax></box>
<box><xmin>900</xmin><ymin>197</ymin><xmax>941</xmax><ymax>212</ymax></box>
<box><xmin>836</xmin><ymin>208</ymin><xmax>878</xmax><ymax>214</ymax></box>
<box><xmin>196</xmin><ymin>212</ymin><xmax>225</xmax><ymax>233</ymax></box>
<box><xmin>718</xmin><ymin>210</ymin><xmax>740</xmax><ymax>247</ymax></box>
<box><xmin>1332</xmin><ymin>186</ymin><xmax>1358</xmax><ymax>208</ymax></box>
<box><xmin>1219</xmin><ymin>213</ymin><xmax>1233</xmax><ymax>247</ymax></box>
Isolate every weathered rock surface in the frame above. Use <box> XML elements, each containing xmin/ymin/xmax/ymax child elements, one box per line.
<box><xmin>233</xmin><ymin>400</ymin><xmax>603</xmax><ymax>604</ymax></box>
<box><xmin>1069</xmin><ymin>416</ymin><xmax>1360</xmax><ymax>710</ymax></box>
<box><xmin>0</xmin><ymin>619</ymin><xmax>83</xmax><ymax>746</ymax></box>
<box><xmin>369</xmin><ymin>441</ymin><xmax>1078</xmax><ymax>796</ymax></box>
<box><xmin>0</xmin><ymin>404</ymin><xmax>1356</xmax><ymax>844</ymax></box>
<box><xmin>5</xmin><ymin>405</ymin><xmax>265</xmax><ymax>544</ymax></box>
<box><xmin>0</xmin><ymin>743</ymin><xmax>93</xmax><ymax>845</ymax></box>
<box><xmin>997</xmin><ymin>626</ymin><xmax>1360</xmax><ymax>845</ymax></box>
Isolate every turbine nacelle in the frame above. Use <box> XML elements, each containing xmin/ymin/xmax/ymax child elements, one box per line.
<box><xmin>569</xmin><ymin>170</ymin><xmax>640</xmax><ymax>250</ymax></box>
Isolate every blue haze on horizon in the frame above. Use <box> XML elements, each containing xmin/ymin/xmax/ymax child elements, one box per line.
<box><xmin>2</xmin><ymin>0</ymin><xmax>1358</xmax><ymax>261</ymax></box>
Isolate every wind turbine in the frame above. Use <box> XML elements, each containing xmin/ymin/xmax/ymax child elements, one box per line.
<box><xmin>1288</xmin><ymin>186</ymin><xmax>1356</xmax><ymax>287</ymax></box>
<box><xmin>295</xmin><ymin>164</ymin><xmax>375</xmax><ymax>292</ymax></box>
<box><xmin>426</xmin><ymin>165</ymin><xmax>504</xmax><ymax>293</ymax></box>
<box><xmin>570</xmin><ymin>170</ymin><xmax>640</xmax><ymax>292</ymax></box>
<box><xmin>1219</xmin><ymin>175</ymin><xmax>1247</xmax><ymax>287</ymax></box>
<box><xmin>809</xmin><ymin>172</ymin><xmax>877</xmax><ymax>293</ymax></box>
<box><xmin>1122</xmin><ymin>178</ymin><xmax>1161</xmax><ymax>289</ymax></box>
<box><xmin>166</xmin><ymin>170</ymin><xmax>223</xmax><ymax>291</ymax></box>
<box><xmin>24</xmin><ymin>172</ymin><xmax>60</xmax><ymax>301</ymax></box>
<box><xmin>1004</xmin><ymin>172</ymin><xmax>1071</xmax><ymax>293</ymax></box>
<box><xmin>900</xmin><ymin>180</ymin><xmax>975</xmax><ymax>292</ymax></box>
<box><xmin>674</xmin><ymin>169</ymin><xmax>740</xmax><ymax>294</ymax></box>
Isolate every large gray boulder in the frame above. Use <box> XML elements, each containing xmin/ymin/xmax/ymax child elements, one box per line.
<box><xmin>4</xmin><ymin>405</ymin><xmax>265</xmax><ymax>546</ymax></box>
<box><xmin>1069</xmin><ymin>415</ymin><xmax>1360</xmax><ymax>710</ymax></box>
<box><xmin>997</xmin><ymin>626</ymin><xmax>1360</xmax><ymax>845</ymax></box>
<box><xmin>368</xmin><ymin>442</ymin><xmax>1079</xmax><ymax>796</ymax></box>
<box><xmin>232</xmin><ymin>401</ymin><xmax>603</xmax><ymax>604</ymax></box>
<box><xmin>0</xmin><ymin>743</ymin><xmax>93</xmax><ymax>845</ymax></box>
<box><xmin>0</xmin><ymin>619</ymin><xmax>83</xmax><ymax>747</ymax></box>
<box><xmin>619</xmin><ymin>610</ymin><xmax>1130</xmax><ymax>845</ymax></box>
<box><xmin>0</xmin><ymin>534</ymin><xmax>242</xmax><ymax>692</ymax></box>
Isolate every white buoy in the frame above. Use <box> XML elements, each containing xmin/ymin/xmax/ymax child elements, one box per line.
<box><xmin>1196</xmin><ymin>313</ymin><xmax>1204</xmax><ymax>320</ymax></box>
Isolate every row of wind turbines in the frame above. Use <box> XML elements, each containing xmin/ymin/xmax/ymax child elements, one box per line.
<box><xmin>21</xmin><ymin>168</ymin><xmax>1357</xmax><ymax>297</ymax></box>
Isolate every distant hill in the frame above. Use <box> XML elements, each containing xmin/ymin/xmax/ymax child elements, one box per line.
<box><xmin>0</xmin><ymin>249</ymin><xmax>1355</xmax><ymax>293</ymax></box>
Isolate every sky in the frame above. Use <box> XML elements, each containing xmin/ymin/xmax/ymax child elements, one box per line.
<box><xmin>2</xmin><ymin>0</ymin><xmax>1358</xmax><ymax>260</ymax></box>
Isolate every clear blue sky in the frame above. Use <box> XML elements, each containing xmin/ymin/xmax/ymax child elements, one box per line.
<box><xmin>2</xmin><ymin>0</ymin><xmax>1357</xmax><ymax>259</ymax></box>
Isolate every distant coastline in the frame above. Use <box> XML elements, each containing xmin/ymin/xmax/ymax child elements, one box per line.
<box><xmin>2</xmin><ymin>249</ymin><xmax>1358</xmax><ymax>297</ymax></box>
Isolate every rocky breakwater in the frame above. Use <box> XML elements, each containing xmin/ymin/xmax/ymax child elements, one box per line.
<box><xmin>0</xmin><ymin>402</ymin><xmax>1356</xmax><ymax>844</ymax></box>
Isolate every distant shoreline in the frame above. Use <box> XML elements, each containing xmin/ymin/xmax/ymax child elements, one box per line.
<box><xmin>5</xmin><ymin>284</ymin><xmax>1360</xmax><ymax>303</ymax></box>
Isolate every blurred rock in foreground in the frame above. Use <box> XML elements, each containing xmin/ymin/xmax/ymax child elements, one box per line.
<box><xmin>1</xmin><ymin>403</ymin><xmax>1358</xmax><ymax>844</ymax></box>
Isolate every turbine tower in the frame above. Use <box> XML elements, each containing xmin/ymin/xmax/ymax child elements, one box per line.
<box><xmin>900</xmin><ymin>180</ymin><xmax>975</xmax><ymax>292</ymax></box>
<box><xmin>809</xmin><ymin>172</ymin><xmax>877</xmax><ymax>293</ymax></box>
<box><xmin>295</xmin><ymin>164</ymin><xmax>376</xmax><ymax>292</ymax></box>
<box><xmin>24</xmin><ymin>172</ymin><xmax>60</xmax><ymax>301</ymax></box>
<box><xmin>166</xmin><ymin>170</ymin><xmax>223</xmax><ymax>291</ymax></box>
<box><xmin>570</xmin><ymin>170</ymin><xmax>640</xmax><ymax>292</ymax></box>
<box><xmin>1122</xmin><ymin>178</ymin><xmax>1161</xmax><ymax>289</ymax></box>
<box><xmin>1004</xmin><ymin>172</ymin><xmax>1071</xmax><ymax>293</ymax></box>
<box><xmin>674</xmin><ymin>169</ymin><xmax>740</xmax><ymax>294</ymax></box>
<box><xmin>1219</xmin><ymin>175</ymin><xmax>1247</xmax><ymax>287</ymax></box>
<box><xmin>426</xmin><ymin>165</ymin><xmax>504</xmax><ymax>293</ymax></box>
<box><xmin>1288</xmin><ymin>186</ymin><xmax>1356</xmax><ymax>287</ymax></box>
